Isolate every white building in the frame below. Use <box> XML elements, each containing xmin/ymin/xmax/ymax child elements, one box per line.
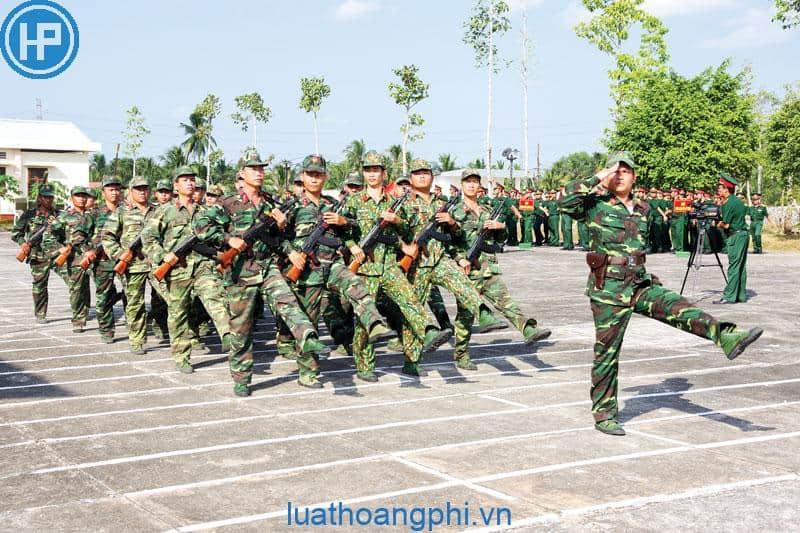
<box><xmin>0</xmin><ymin>119</ymin><xmax>101</xmax><ymax>220</ymax></box>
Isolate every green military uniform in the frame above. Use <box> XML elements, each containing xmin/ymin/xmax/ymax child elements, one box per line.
<box><xmin>668</xmin><ymin>195</ymin><xmax>687</xmax><ymax>252</ymax></box>
<box><xmin>450</xmin><ymin>171</ymin><xmax>549</xmax><ymax>363</ymax></box>
<box><xmin>402</xmin><ymin>162</ymin><xmax>485</xmax><ymax>371</ymax></box>
<box><xmin>341</xmin><ymin>151</ymin><xmax>445</xmax><ymax>380</ymax></box>
<box><xmin>142</xmin><ymin>167</ymin><xmax>241</xmax><ymax>375</ymax></box>
<box><xmin>533</xmin><ymin>195</ymin><xmax>547</xmax><ymax>245</ymax></box>
<box><xmin>558</xmin><ymin>153</ymin><xmax>761</xmax><ymax>435</ymax></box>
<box><xmin>193</xmin><ymin>159</ymin><xmax>326</xmax><ymax>392</ymax></box>
<box><xmin>102</xmin><ymin>176</ymin><xmax>165</xmax><ymax>353</ymax></box>
<box><xmin>518</xmin><ymin>194</ymin><xmax>535</xmax><ymax>246</ymax></box>
<box><xmin>719</xmin><ymin>174</ymin><xmax>749</xmax><ymax>303</ymax></box>
<box><xmin>560</xmin><ymin>205</ymin><xmax>574</xmax><ymax>250</ymax></box>
<box><xmin>277</xmin><ymin>167</ymin><xmax>393</xmax><ymax>383</ymax></box>
<box><xmin>747</xmin><ymin>202</ymin><xmax>768</xmax><ymax>254</ymax></box>
<box><xmin>11</xmin><ymin>186</ymin><xmax>67</xmax><ymax>322</ymax></box>
<box><xmin>545</xmin><ymin>195</ymin><xmax>561</xmax><ymax>246</ymax></box>
<box><xmin>90</xmin><ymin>176</ymin><xmax>123</xmax><ymax>341</ymax></box>
<box><xmin>506</xmin><ymin>196</ymin><xmax>520</xmax><ymax>246</ymax></box>
<box><xmin>51</xmin><ymin>187</ymin><xmax>94</xmax><ymax>331</ymax></box>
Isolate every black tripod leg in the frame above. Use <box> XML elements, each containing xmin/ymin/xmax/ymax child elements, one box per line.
<box><xmin>713</xmin><ymin>251</ymin><xmax>728</xmax><ymax>284</ymax></box>
<box><xmin>680</xmin><ymin>246</ymin><xmax>696</xmax><ymax>294</ymax></box>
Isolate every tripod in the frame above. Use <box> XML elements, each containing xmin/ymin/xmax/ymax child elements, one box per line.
<box><xmin>680</xmin><ymin>220</ymin><xmax>728</xmax><ymax>295</ymax></box>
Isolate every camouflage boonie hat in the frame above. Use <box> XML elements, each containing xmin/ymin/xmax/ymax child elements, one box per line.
<box><xmin>195</xmin><ymin>178</ymin><xmax>207</xmax><ymax>190</ymax></box>
<box><xmin>206</xmin><ymin>184</ymin><xmax>224</xmax><ymax>196</ymax></box>
<box><xmin>71</xmin><ymin>186</ymin><xmax>91</xmax><ymax>196</ymax></box>
<box><xmin>345</xmin><ymin>171</ymin><xmax>363</xmax><ymax>187</ymax></box>
<box><xmin>606</xmin><ymin>151</ymin><xmax>636</xmax><ymax>170</ymax></box>
<box><xmin>173</xmin><ymin>166</ymin><xmax>197</xmax><ymax>180</ymax></box>
<box><xmin>301</xmin><ymin>154</ymin><xmax>327</xmax><ymax>173</ymax></box>
<box><xmin>395</xmin><ymin>175</ymin><xmax>411</xmax><ymax>186</ymax></box>
<box><xmin>38</xmin><ymin>185</ymin><xmax>55</xmax><ymax>197</ymax></box>
<box><xmin>156</xmin><ymin>179</ymin><xmax>172</xmax><ymax>192</ymax></box>
<box><xmin>409</xmin><ymin>159</ymin><xmax>431</xmax><ymax>173</ymax></box>
<box><xmin>101</xmin><ymin>175</ymin><xmax>122</xmax><ymax>187</ymax></box>
<box><xmin>293</xmin><ymin>174</ymin><xmax>304</xmax><ymax>184</ymax></box>
<box><xmin>361</xmin><ymin>150</ymin><xmax>385</xmax><ymax>169</ymax></box>
<box><xmin>129</xmin><ymin>176</ymin><xmax>149</xmax><ymax>188</ymax></box>
<box><xmin>461</xmin><ymin>169</ymin><xmax>482</xmax><ymax>181</ymax></box>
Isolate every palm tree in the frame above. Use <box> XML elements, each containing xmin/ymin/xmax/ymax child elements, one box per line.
<box><xmin>90</xmin><ymin>153</ymin><xmax>107</xmax><ymax>181</ymax></box>
<box><xmin>343</xmin><ymin>139</ymin><xmax>366</xmax><ymax>171</ymax></box>
<box><xmin>180</xmin><ymin>112</ymin><xmax>216</xmax><ymax>164</ymax></box>
<box><xmin>468</xmin><ymin>158</ymin><xmax>485</xmax><ymax>169</ymax></box>
<box><xmin>160</xmin><ymin>145</ymin><xmax>187</xmax><ymax>170</ymax></box>
<box><xmin>437</xmin><ymin>153</ymin><xmax>457</xmax><ymax>171</ymax></box>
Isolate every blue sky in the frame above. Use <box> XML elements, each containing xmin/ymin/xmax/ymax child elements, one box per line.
<box><xmin>1</xmin><ymin>0</ymin><xmax>798</xmax><ymax>172</ymax></box>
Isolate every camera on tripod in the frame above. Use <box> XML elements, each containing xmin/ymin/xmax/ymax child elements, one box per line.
<box><xmin>687</xmin><ymin>201</ymin><xmax>722</xmax><ymax>223</ymax></box>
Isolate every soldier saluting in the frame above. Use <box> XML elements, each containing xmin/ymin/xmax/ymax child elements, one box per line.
<box><xmin>558</xmin><ymin>152</ymin><xmax>763</xmax><ymax>436</ymax></box>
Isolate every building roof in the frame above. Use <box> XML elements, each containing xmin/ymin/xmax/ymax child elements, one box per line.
<box><xmin>0</xmin><ymin>119</ymin><xmax>101</xmax><ymax>152</ymax></box>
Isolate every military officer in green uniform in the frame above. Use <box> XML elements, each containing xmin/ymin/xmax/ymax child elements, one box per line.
<box><xmin>558</xmin><ymin>186</ymin><xmax>574</xmax><ymax>250</ymax></box>
<box><xmin>545</xmin><ymin>190</ymin><xmax>561</xmax><ymax>246</ymax></box>
<box><xmin>558</xmin><ymin>152</ymin><xmax>763</xmax><ymax>436</ymax></box>
<box><xmin>11</xmin><ymin>185</ymin><xmax>66</xmax><ymax>323</ymax></box>
<box><xmin>715</xmin><ymin>173</ymin><xmax>750</xmax><ymax>304</ymax></box>
<box><xmin>747</xmin><ymin>193</ymin><xmax>770</xmax><ymax>254</ymax></box>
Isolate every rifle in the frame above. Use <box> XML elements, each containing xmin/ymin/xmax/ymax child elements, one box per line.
<box><xmin>286</xmin><ymin>196</ymin><xmax>347</xmax><ymax>282</ymax></box>
<box><xmin>465</xmin><ymin>203</ymin><xmax>505</xmax><ymax>268</ymax></box>
<box><xmin>113</xmin><ymin>235</ymin><xmax>142</xmax><ymax>275</ymax></box>
<box><xmin>398</xmin><ymin>193</ymin><xmax>460</xmax><ymax>273</ymax></box>
<box><xmin>54</xmin><ymin>244</ymin><xmax>73</xmax><ymax>267</ymax></box>
<box><xmin>348</xmin><ymin>192</ymin><xmax>408</xmax><ymax>273</ymax></box>
<box><xmin>152</xmin><ymin>235</ymin><xmax>217</xmax><ymax>281</ymax></box>
<box><xmin>16</xmin><ymin>222</ymin><xmax>50</xmax><ymax>262</ymax></box>
<box><xmin>215</xmin><ymin>196</ymin><xmax>297</xmax><ymax>273</ymax></box>
<box><xmin>79</xmin><ymin>244</ymin><xmax>104</xmax><ymax>270</ymax></box>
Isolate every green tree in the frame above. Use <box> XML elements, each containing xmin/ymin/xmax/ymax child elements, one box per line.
<box><xmin>0</xmin><ymin>174</ymin><xmax>20</xmax><ymax>202</ymax></box>
<box><xmin>468</xmin><ymin>158</ymin><xmax>486</xmax><ymax>169</ymax></box>
<box><xmin>437</xmin><ymin>153</ymin><xmax>458</xmax><ymax>171</ymax></box>
<box><xmin>463</xmin><ymin>0</ymin><xmax>511</xmax><ymax>187</ymax></box>
<box><xmin>180</xmin><ymin>112</ymin><xmax>213</xmax><ymax>164</ymax></box>
<box><xmin>299</xmin><ymin>76</ymin><xmax>331</xmax><ymax>154</ymax></box>
<box><xmin>574</xmin><ymin>0</ymin><xmax>669</xmax><ymax>118</ymax></box>
<box><xmin>767</xmin><ymin>83</ymin><xmax>800</xmax><ymax>202</ymax></box>
<box><xmin>388</xmin><ymin>64</ymin><xmax>430</xmax><ymax>175</ymax></box>
<box><xmin>609</xmin><ymin>62</ymin><xmax>758</xmax><ymax>190</ymax></box>
<box><xmin>343</xmin><ymin>139</ymin><xmax>367</xmax><ymax>171</ymax></box>
<box><xmin>122</xmin><ymin>106</ymin><xmax>150</xmax><ymax>179</ymax></box>
<box><xmin>774</xmin><ymin>0</ymin><xmax>800</xmax><ymax>28</ymax></box>
<box><xmin>89</xmin><ymin>153</ymin><xmax>107</xmax><ymax>182</ymax></box>
<box><xmin>160</xmin><ymin>145</ymin><xmax>187</xmax><ymax>172</ymax></box>
<box><xmin>30</xmin><ymin>179</ymin><xmax>67</xmax><ymax>207</ymax></box>
<box><xmin>231</xmin><ymin>92</ymin><xmax>272</xmax><ymax>153</ymax></box>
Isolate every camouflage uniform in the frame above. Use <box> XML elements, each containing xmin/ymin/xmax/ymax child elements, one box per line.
<box><xmin>11</xmin><ymin>195</ymin><xmax>66</xmax><ymax>320</ymax></box>
<box><xmin>450</xmin><ymin>192</ymin><xmax>542</xmax><ymax>361</ymax></box>
<box><xmin>193</xmin><ymin>179</ymin><xmax>324</xmax><ymax>389</ymax></box>
<box><xmin>341</xmin><ymin>164</ymin><xmax>440</xmax><ymax>377</ymax></box>
<box><xmin>141</xmin><ymin>170</ymin><xmax>238</xmax><ymax>370</ymax></box>
<box><xmin>51</xmin><ymin>189</ymin><xmax>94</xmax><ymax>330</ymax></box>
<box><xmin>102</xmin><ymin>178</ymin><xmax>164</xmax><ymax>351</ymax></box>
<box><xmin>558</xmin><ymin>154</ymin><xmax>748</xmax><ymax>426</ymax></box>
<box><xmin>403</xmin><ymin>187</ymin><xmax>483</xmax><ymax>367</ymax></box>
<box><xmin>90</xmin><ymin>195</ymin><xmax>120</xmax><ymax>340</ymax></box>
<box><xmin>277</xmin><ymin>188</ymin><xmax>390</xmax><ymax>383</ymax></box>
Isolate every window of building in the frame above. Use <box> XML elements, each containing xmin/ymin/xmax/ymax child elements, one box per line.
<box><xmin>27</xmin><ymin>167</ymin><xmax>48</xmax><ymax>194</ymax></box>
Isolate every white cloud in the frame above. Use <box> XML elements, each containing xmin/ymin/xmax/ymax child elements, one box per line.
<box><xmin>562</xmin><ymin>0</ymin><xmax>592</xmax><ymax>28</ymax></box>
<box><xmin>702</xmin><ymin>7</ymin><xmax>791</xmax><ymax>49</ymax></box>
<box><xmin>641</xmin><ymin>0</ymin><xmax>738</xmax><ymax>18</ymax></box>
<box><xmin>334</xmin><ymin>0</ymin><xmax>382</xmax><ymax>21</ymax></box>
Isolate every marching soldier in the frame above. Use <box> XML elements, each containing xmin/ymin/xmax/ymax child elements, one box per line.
<box><xmin>558</xmin><ymin>152</ymin><xmax>763</xmax><ymax>436</ymax></box>
<box><xmin>11</xmin><ymin>185</ymin><xmax>66</xmax><ymax>323</ymax></box>
<box><xmin>102</xmin><ymin>176</ymin><xmax>163</xmax><ymax>354</ymax></box>
<box><xmin>451</xmin><ymin>170</ymin><xmax>551</xmax><ymax>364</ymax></box>
<box><xmin>141</xmin><ymin>167</ymin><xmax>244</xmax><ymax>380</ymax></box>
<box><xmin>205</xmin><ymin>184</ymin><xmax>224</xmax><ymax>205</ymax></box>
<box><xmin>277</xmin><ymin>155</ymin><xmax>396</xmax><ymax>385</ymax></box>
<box><xmin>51</xmin><ymin>187</ymin><xmax>95</xmax><ymax>333</ymax></box>
<box><xmin>88</xmin><ymin>176</ymin><xmax>123</xmax><ymax>343</ymax></box>
<box><xmin>193</xmin><ymin>156</ymin><xmax>330</xmax><ymax>393</ymax></box>
<box><xmin>148</xmin><ymin>179</ymin><xmax>173</xmax><ymax>339</ymax></box>
<box><xmin>341</xmin><ymin>150</ymin><xmax>452</xmax><ymax>381</ymax></box>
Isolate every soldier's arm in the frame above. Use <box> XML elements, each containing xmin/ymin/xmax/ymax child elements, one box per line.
<box><xmin>342</xmin><ymin>196</ymin><xmax>361</xmax><ymax>249</ymax></box>
<box><xmin>141</xmin><ymin>208</ymin><xmax>167</xmax><ymax>265</ymax></box>
<box><xmin>448</xmin><ymin>206</ymin><xmax>471</xmax><ymax>264</ymax></box>
<box><xmin>50</xmin><ymin>213</ymin><xmax>67</xmax><ymax>245</ymax></box>
<box><xmin>192</xmin><ymin>204</ymin><xmax>229</xmax><ymax>249</ymax></box>
<box><xmin>557</xmin><ymin>176</ymin><xmax>600</xmax><ymax>222</ymax></box>
<box><xmin>278</xmin><ymin>205</ymin><xmax>300</xmax><ymax>257</ymax></box>
<box><xmin>101</xmin><ymin>209</ymin><xmax>124</xmax><ymax>259</ymax></box>
<box><xmin>11</xmin><ymin>211</ymin><xmax>31</xmax><ymax>244</ymax></box>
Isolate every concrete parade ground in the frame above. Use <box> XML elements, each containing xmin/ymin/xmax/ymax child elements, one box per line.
<box><xmin>0</xmin><ymin>234</ymin><xmax>798</xmax><ymax>532</ymax></box>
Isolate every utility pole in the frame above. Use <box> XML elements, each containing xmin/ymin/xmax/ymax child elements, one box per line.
<box><xmin>35</xmin><ymin>98</ymin><xmax>43</xmax><ymax>120</ymax></box>
<box><xmin>536</xmin><ymin>142</ymin><xmax>541</xmax><ymax>182</ymax></box>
